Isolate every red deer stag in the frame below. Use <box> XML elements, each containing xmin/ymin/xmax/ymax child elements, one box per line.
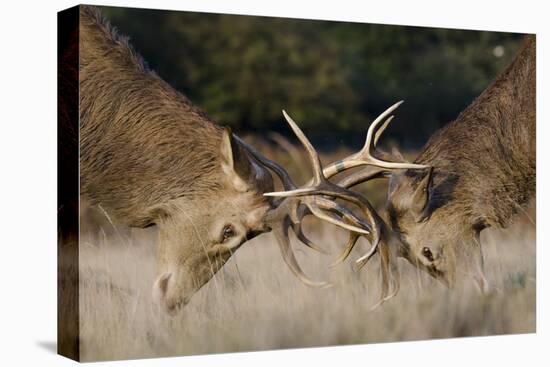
<box><xmin>385</xmin><ymin>35</ymin><xmax>535</xmax><ymax>290</ymax></box>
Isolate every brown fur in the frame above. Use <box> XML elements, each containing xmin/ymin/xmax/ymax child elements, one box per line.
<box><xmin>77</xmin><ymin>6</ymin><xmax>273</xmax><ymax>312</ymax></box>
<box><xmin>386</xmin><ymin>35</ymin><xmax>535</xmax><ymax>286</ymax></box>
<box><xmin>79</xmin><ymin>6</ymin><xmax>227</xmax><ymax>227</ymax></box>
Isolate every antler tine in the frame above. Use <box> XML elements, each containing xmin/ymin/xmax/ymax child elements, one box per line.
<box><xmin>354</xmin><ymin>241</ymin><xmax>379</xmax><ymax>271</ymax></box>
<box><xmin>338</xmin><ymin>167</ymin><xmax>388</xmax><ymax>190</ymax></box>
<box><xmin>329</xmin><ymin>168</ymin><xmax>390</xmax><ymax>268</ymax></box>
<box><xmin>282</xmin><ymin>110</ymin><xmax>324</xmax><ymax>185</ymax></box>
<box><xmin>361</xmin><ymin>101</ymin><xmax>403</xmax><ymax>156</ymax></box>
<box><xmin>354</xmin><ymin>101</ymin><xmax>429</xmax><ymax>171</ymax></box>
<box><xmin>317</xmin><ymin>101</ymin><xmax>428</xmax><ymax>180</ymax></box>
<box><xmin>305</xmin><ymin>201</ymin><xmax>370</xmax><ymax>235</ymax></box>
<box><xmin>272</xmin><ymin>218</ymin><xmax>331</xmax><ymax>288</ymax></box>
<box><xmin>369</xmin><ymin>241</ymin><xmax>400</xmax><ymax>310</ymax></box>
<box><xmin>288</xmin><ymin>194</ymin><xmax>373</xmax><ymax>258</ymax></box>
<box><xmin>330</xmin><ymin>230</ymin><xmax>361</xmax><ymax>267</ymax></box>
<box><xmin>312</xmin><ymin>196</ymin><xmax>371</xmax><ymax>230</ymax></box>
<box><xmin>374</xmin><ymin>115</ymin><xmax>394</xmax><ymax>147</ymax></box>
<box><xmin>289</xmin><ymin>203</ymin><xmax>329</xmax><ymax>254</ymax></box>
<box><xmin>292</xmin><ymin>197</ymin><xmax>373</xmax><ymax>264</ymax></box>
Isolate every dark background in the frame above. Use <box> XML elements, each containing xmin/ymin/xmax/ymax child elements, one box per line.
<box><xmin>101</xmin><ymin>6</ymin><xmax>523</xmax><ymax>151</ymax></box>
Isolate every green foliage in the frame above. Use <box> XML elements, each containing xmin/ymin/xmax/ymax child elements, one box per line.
<box><xmin>102</xmin><ymin>6</ymin><xmax>523</xmax><ymax>149</ymax></box>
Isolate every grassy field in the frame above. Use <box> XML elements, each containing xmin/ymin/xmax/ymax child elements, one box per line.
<box><xmin>78</xmin><ymin>195</ymin><xmax>535</xmax><ymax>361</ymax></box>
<box><xmin>75</xmin><ymin>142</ymin><xmax>535</xmax><ymax>361</ymax></box>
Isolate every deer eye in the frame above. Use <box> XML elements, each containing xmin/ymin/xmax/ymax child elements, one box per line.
<box><xmin>221</xmin><ymin>225</ymin><xmax>236</xmax><ymax>243</ymax></box>
<box><xmin>422</xmin><ymin>247</ymin><xmax>434</xmax><ymax>262</ymax></box>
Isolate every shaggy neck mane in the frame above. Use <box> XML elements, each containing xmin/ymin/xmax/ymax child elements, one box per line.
<box><xmin>79</xmin><ymin>6</ymin><xmax>225</xmax><ymax>226</ymax></box>
<box><xmin>414</xmin><ymin>36</ymin><xmax>535</xmax><ymax>228</ymax></box>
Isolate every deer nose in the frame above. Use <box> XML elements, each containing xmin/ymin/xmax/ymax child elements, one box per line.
<box><xmin>152</xmin><ymin>272</ymin><xmax>175</xmax><ymax>310</ymax></box>
<box><xmin>156</xmin><ymin>272</ymin><xmax>172</xmax><ymax>295</ymax></box>
<box><xmin>152</xmin><ymin>272</ymin><xmax>190</xmax><ymax>314</ymax></box>
<box><xmin>153</xmin><ymin>272</ymin><xmax>171</xmax><ymax>302</ymax></box>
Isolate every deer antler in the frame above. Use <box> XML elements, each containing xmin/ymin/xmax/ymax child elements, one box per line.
<box><xmin>263</xmin><ymin>101</ymin><xmax>428</xmax><ymax>305</ymax></box>
<box><xmin>235</xmin><ymin>135</ymin><xmax>370</xmax><ymax>288</ymax></box>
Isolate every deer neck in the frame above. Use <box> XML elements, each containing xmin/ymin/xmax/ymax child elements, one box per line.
<box><xmin>416</xmin><ymin>36</ymin><xmax>535</xmax><ymax>229</ymax></box>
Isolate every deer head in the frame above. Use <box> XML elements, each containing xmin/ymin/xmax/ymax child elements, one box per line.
<box><xmin>384</xmin><ymin>166</ymin><xmax>488</xmax><ymax>292</ymax></box>
<box><xmin>379</xmin><ymin>36</ymin><xmax>536</xmax><ymax>293</ymax></box>
<box><xmin>152</xmin><ymin>128</ymin><xmax>275</xmax><ymax>313</ymax></box>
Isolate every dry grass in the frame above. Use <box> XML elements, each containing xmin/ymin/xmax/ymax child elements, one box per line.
<box><xmin>75</xmin><ymin>143</ymin><xmax>535</xmax><ymax>361</ymax></box>
<box><xmin>78</xmin><ymin>204</ymin><xmax>535</xmax><ymax>361</ymax></box>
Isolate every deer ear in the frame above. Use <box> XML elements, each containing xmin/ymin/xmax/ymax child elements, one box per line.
<box><xmin>220</xmin><ymin>127</ymin><xmax>252</xmax><ymax>192</ymax></box>
<box><xmin>411</xmin><ymin>167</ymin><xmax>433</xmax><ymax>222</ymax></box>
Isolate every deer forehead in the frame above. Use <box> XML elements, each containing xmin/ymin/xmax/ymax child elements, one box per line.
<box><xmin>199</xmin><ymin>190</ymin><xmax>269</xmax><ymax>225</ymax></box>
<box><xmin>406</xmin><ymin>216</ymin><xmax>465</xmax><ymax>247</ymax></box>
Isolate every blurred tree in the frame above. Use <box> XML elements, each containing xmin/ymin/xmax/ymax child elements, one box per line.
<box><xmin>102</xmin><ymin>6</ymin><xmax>523</xmax><ymax>150</ymax></box>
